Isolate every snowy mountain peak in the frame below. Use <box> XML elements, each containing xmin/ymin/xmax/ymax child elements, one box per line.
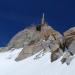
<box><xmin>0</xmin><ymin>16</ymin><xmax>75</xmax><ymax>75</ymax></box>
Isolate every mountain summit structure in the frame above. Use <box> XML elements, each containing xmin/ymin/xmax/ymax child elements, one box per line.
<box><xmin>0</xmin><ymin>14</ymin><xmax>75</xmax><ymax>65</ymax></box>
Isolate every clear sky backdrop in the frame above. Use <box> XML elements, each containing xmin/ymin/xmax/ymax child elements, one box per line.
<box><xmin>0</xmin><ymin>0</ymin><xmax>75</xmax><ymax>46</ymax></box>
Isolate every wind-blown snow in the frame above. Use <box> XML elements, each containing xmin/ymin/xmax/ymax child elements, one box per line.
<box><xmin>0</xmin><ymin>48</ymin><xmax>75</xmax><ymax>75</ymax></box>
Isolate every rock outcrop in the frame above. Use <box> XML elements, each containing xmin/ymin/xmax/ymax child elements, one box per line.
<box><xmin>61</xmin><ymin>27</ymin><xmax>75</xmax><ymax>65</ymax></box>
<box><xmin>14</xmin><ymin>23</ymin><xmax>63</xmax><ymax>61</ymax></box>
<box><xmin>1</xmin><ymin>14</ymin><xmax>75</xmax><ymax>65</ymax></box>
<box><xmin>2</xmin><ymin>14</ymin><xmax>64</xmax><ymax>61</ymax></box>
<box><xmin>64</xmin><ymin>27</ymin><xmax>75</xmax><ymax>53</ymax></box>
<box><xmin>0</xmin><ymin>47</ymin><xmax>9</xmax><ymax>52</ymax></box>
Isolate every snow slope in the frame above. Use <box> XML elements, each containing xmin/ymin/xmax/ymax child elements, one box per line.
<box><xmin>0</xmin><ymin>48</ymin><xmax>75</xmax><ymax>75</ymax></box>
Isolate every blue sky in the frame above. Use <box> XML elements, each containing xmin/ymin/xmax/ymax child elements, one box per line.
<box><xmin>0</xmin><ymin>0</ymin><xmax>75</xmax><ymax>46</ymax></box>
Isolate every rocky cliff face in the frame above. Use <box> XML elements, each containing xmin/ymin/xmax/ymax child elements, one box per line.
<box><xmin>60</xmin><ymin>27</ymin><xmax>75</xmax><ymax>65</ymax></box>
<box><xmin>1</xmin><ymin>23</ymin><xmax>75</xmax><ymax>64</ymax></box>
<box><xmin>7</xmin><ymin>23</ymin><xmax>63</xmax><ymax>49</ymax></box>
<box><xmin>64</xmin><ymin>27</ymin><xmax>75</xmax><ymax>53</ymax></box>
<box><xmin>7</xmin><ymin>25</ymin><xmax>42</xmax><ymax>49</ymax></box>
<box><xmin>0</xmin><ymin>13</ymin><xmax>75</xmax><ymax>64</ymax></box>
<box><xmin>14</xmin><ymin>24</ymin><xmax>63</xmax><ymax>61</ymax></box>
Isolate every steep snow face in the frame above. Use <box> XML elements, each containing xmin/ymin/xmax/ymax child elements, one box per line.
<box><xmin>0</xmin><ymin>48</ymin><xmax>75</xmax><ymax>75</ymax></box>
<box><xmin>0</xmin><ymin>48</ymin><xmax>23</xmax><ymax>60</ymax></box>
